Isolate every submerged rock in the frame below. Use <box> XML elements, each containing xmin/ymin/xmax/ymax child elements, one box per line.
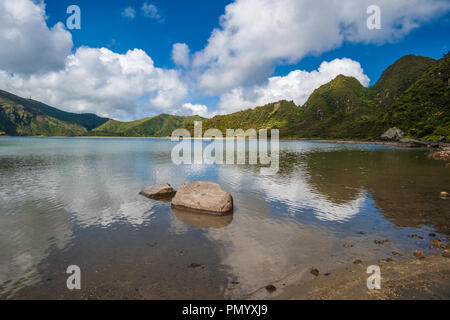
<box><xmin>171</xmin><ymin>207</ymin><xmax>233</xmax><ymax>229</ymax></box>
<box><xmin>171</xmin><ymin>181</ymin><xmax>233</xmax><ymax>214</ymax></box>
<box><xmin>140</xmin><ymin>183</ymin><xmax>176</xmax><ymax>200</ymax></box>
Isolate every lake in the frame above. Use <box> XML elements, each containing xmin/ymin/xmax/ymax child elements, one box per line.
<box><xmin>0</xmin><ymin>137</ymin><xmax>448</xmax><ymax>299</ymax></box>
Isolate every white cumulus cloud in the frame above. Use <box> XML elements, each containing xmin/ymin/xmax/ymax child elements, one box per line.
<box><xmin>177</xmin><ymin>103</ymin><xmax>212</xmax><ymax>118</ymax></box>
<box><xmin>0</xmin><ymin>47</ymin><xmax>188</xmax><ymax>120</ymax></box>
<box><xmin>172</xmin><ymin>43</ymin><xmax>190</xmax><ymax>67</ymax></box>
<box><xmin>121</xmin><ymin>7</ymin><xmax>136</xmax><ymax>20</ymax></box>
<box><xmin>141</xmin><ymin>3</ymin><xmax>164</xmax><ymax>22</ymax></box>
<box><xmin>0</xmin><ymin>0</ymin><xmax>73</xmax><ymax>75</ymax></box>
<box><xmin>192</xmin><ymin>0</ymin><xmax>450</xmax><ymax>94</ymax></box>
<box><xmin>218</xmin><ymin>58</ymin><xmax>370</xmax><ymax>113</ymax></box>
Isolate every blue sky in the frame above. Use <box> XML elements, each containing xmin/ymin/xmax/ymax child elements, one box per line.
<box><xmin>45</xmin><ymin>0</ymin><xmax>449</xmax><ymax>81</ymax></box>
<box><xmin>0</xmin><ymin>0</ymin><xmax>449</xmax><ymax>120</ymax></box>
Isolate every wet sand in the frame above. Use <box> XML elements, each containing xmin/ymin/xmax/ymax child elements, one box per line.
<box><xmin>250</xmin><ymin>252</ymin><xmax>450</xmax><ymax>300</ymax></box>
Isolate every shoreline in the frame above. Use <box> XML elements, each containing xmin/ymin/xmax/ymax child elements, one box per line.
<box><xmin>1</xmin><ymin>135</ymin><xmax>448</xmax><ymax>148</ymax></box>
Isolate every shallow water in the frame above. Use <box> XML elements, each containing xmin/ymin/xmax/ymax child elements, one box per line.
<box><xmin>0</xmin><ymin>137</ymin><xmax>448</xmax><ymax>299</ymax></box>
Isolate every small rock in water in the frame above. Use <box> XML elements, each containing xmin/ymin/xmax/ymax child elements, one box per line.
<box><xmin>429</xmin><ymin>233</ymin><xmax>436</xmax><ymax>237</ymax></box>
<box><xmin>413</xmin><ymin>250</ymin><xmax>424</xmax><ymax>258</ymax></box>
<box><xmin>265</xmin><ymin>285</ymin><xmax>277</xmax><ymax>293</ymax></box>
<box><xmin>310</xmin><ymin>268</ymin><xmax>319</xmax><ymax>277</ymax></box>
<box><xmin>432</xmin><ymin>240</ymin><xmax>447</xmax><ymax>249</ymax></box>
<box><xmin>324</xmin><ymin>272</ymin><xmax>331</xmax><ymax>276</ymax></box>
<box><xmin>391</xmin><ymin>251</ymin><xmax>402</xmax><ymax>256</ymax></box>
<box><xmin>408</xmin><ymin>234</ymin><xmax>424</xmax><ymax>240</ymax></box>
<box><xmin>146</xmin><ymin>242</ymin><xmax>158</xmax><ymax>247</ymax></box>
<box><xmin>189</xmin><ymin>263</ymin><xmax>203</xmax><ymax>268</ymax></box>
<box><xmin>353</xmin><ymin>260</ymin><xmax>363</xmax><ymax>265</ymax></box>
<box><xmin>140</xmin><ymin>183</ymin><xmax>176</xmax><ymax>200</ymax></box>
<box><xmin>343</xmin><ymin>243</ymin><xmax>354</xmax><ymax>248</ymax></box>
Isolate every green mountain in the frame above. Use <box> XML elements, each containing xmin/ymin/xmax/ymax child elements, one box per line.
<box><xmin>0</xmin><ymin>89</ymin><xmax>109</xmax><ymax>136</ymax></box>
<box><xmin>185</xmin><ymin>100</ymin><xmax>301</xmax><ymax>136</ymax></box>
<box><xmin>197</xmin><ymin>53</ymin><xmax>449</xmax><ymax>141</ymax></box>
<box><xmin>370</xmin><ymin>55</ymin><xmax>436</xmax><ymax>109</ymax></box>
<box><xmin>91</xmin><ymin>113</ymin><xmax>205</xmax><ymax>137</ymax></box>
<box><xmin>386</xmin><ymin>53</ymin><xmax>450</xmax><ymax>140</ymax></box>
<box><xmin>0</xmin><ymin>89</ymin><xmax>202</xmax><ymax>137</ymax></box>
<box><xmin>291</xmin><ymin>74</ymin><xmax>378</xmax><ymax>139</ymax></box>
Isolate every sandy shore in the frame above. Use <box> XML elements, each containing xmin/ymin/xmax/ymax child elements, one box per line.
<box><xmin>248</xmin><ymin>250</ymin><xmax>450</xmax><ymax>300</ymax></box>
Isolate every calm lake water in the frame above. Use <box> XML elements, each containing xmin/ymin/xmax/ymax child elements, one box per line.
<box><xmin>0</xmin><ymin>137</ymin><xmax>449</xmax><ymax>299</ymax></box>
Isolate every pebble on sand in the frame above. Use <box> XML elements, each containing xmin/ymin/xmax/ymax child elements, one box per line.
<box><xmin>442</xmin><ymin>249</ymin><xmax>450</xmax><ymax>258</ymax></box>
<box><xmin>413</xmin><ymin>249</ymin><xmax>424</xmax><ymax>258</ymax></box>
<box><xmin>265</xmin><ymin>285</ymin><xmax>277</xmax><ymax>293</ymax></box>
<box><xmin>310</xmin><ymin>268</ymin><xmax>319</xmax><ymax>277</ymax></box>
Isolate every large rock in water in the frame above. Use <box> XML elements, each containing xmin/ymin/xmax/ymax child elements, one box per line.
<box><xmin>171</xmin><ymin>181</ymin><xmax>233</xmax><ymax>214</ymax></box>
<box><xmin>140</xmin><ymin>183</ymin><xmax>176</xmax><ymax>200</ymax></box>
<box><xmin>380</xmin><ymin>127</ymin><xmax>404</xmax><ymax>141</ymax></box>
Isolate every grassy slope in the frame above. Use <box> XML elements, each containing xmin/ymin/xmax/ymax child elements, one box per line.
<box><xmin>0</xmin><ymin>89</ymin><xmax>110</xmax><ymax>136</ymax></box>
<box><xmin>91</xmin><ymin>114</ymin><xmax>206</xmax><ymax>137</ymax></box>
<box><xmin>291</xmin><ymin>75</ymin><xmax>378</xmax><ymax>139</ymax></box>
<box><xmin>387</xmin><ymin>53</ymin><xmax>450</xmax><ymax>140</ymax></box>
<box><xmin>187</xmin><ymin>100</ymin><xmax>301</xmax><ymax>136</ymax></box>
<box><xmin>370</xmin><ymin>55</ymin><xmax>436</xmax><ymax>109</ymax></box>
<box><xmin>0</xmin><ymin>89</ymin><xmax>109</xmax><ymax>130</ymax></box>
<box><xmin>0</xmin><ymin>96</ymin><xmax>87</xmax><ymax>136</ymax></box>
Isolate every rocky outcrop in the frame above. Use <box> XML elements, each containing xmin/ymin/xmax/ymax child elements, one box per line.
<box><xmin>380</xmin><ymin>127</ymin><xmax>404</xmax><ymax>141</ymax></box>
<box><xmin>171</xmin><ymin>181</ymin><xmax>233</xmax><ymax>214</ymax></box>
<box><xmin>139</xmin><ymin>183</ymin><xmax>176</xmax><ymax>200</ymax></box>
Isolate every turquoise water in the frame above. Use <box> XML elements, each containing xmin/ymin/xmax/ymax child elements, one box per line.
<box><xmin>0</xmin><ymin>137</ymin><xmax>448</xmax><ymax>299</ymax></box>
